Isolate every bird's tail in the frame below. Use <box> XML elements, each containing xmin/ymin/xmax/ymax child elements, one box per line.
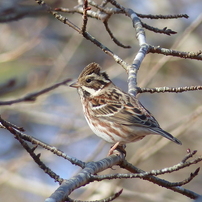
<box><xmin>151</xmin><ymin>128</ymin><xmax>182</xmax><ymax>145</ymax></box>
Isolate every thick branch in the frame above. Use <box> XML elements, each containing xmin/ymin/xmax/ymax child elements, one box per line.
<box><xmin>66</xmin><ymin>189</ymin><xmax>123</xmax><ymax>202</ymax></box>
<box><xmin>125</xmin><ymin>9</ymin><xmax>149</xmax><ymax>96</ymax></box>
<box><xmin>45</xmin><ymin>154</ymin><xmax>124</xmax><ymax>202</ymax></box>
<box><xmin>138</xmin><ymin>85</ymin><xmax>202</xmax><ymax>94</ymax></box>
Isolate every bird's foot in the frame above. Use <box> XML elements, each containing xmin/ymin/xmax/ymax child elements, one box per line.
<box><xmin>108</xmin><ymin>142</ymin><xmax>126</xmax><ymax>156</ymax></box>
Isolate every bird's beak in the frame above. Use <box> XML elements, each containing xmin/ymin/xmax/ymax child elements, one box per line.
<box><xmin>69</xmin><ymin>81</ymin><xmax>80</xmax><ymax>88</ymax></box>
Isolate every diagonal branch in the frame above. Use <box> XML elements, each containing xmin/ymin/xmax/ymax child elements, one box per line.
<box><xmin>0</xmin><ymin>116</ymin><xmax>85</xmax><ymax>168</ymax></box>
<box><xmin>36</xmin><ymin>0</ymin><xmax>81</xmax><ymax>32</ymax></box>
<box><xmin>103</xmin><ymin>20</ymin><xmax>131</xmax><ymax>48</ymax></box>
<box><xmin>1</xmin><ymin>115</ymin><xmax>201</xmax><ymax>201</ymax></box>
<box><xmin>15</xmin><ymin>132</ymin><xmax>63</xmax><ymax>184</ymax></box>
<box><xmin>35</xmin><ymin>0</ymin><xmax>130</xmax><ymax>70</ymax></box>
<box><xmin>0</xmin><ymin>78</ymin><xmax>72</xmax><ymax>105</ymax></box>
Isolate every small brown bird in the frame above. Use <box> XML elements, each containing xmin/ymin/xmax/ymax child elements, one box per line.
<box><xmin>70</xmin><ymin>63</ymin><xmax>181</xmax><ymax>155</ymax></box>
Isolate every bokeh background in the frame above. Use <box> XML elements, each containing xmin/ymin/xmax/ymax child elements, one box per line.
<box><xmin>0</xmin><ymin>0</ymin><xmax>202</xmax><ymax>201</ymax></box>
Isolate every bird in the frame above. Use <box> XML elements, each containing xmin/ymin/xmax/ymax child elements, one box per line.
<box><xmin>70</xmin><ymin>62</ymin><xmax>182</xmax><ymax>155</ymax></box>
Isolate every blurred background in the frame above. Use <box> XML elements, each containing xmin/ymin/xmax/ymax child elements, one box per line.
<box><xmin>0</xmin><ymin>0</ymin><xmax>202</xmax><ymax>201</ymax></box>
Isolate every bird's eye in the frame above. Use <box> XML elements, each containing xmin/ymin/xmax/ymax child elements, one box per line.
<box><xmin>86</xmin><ymin>78</ymin><xmax>92</xmax><ymax>83</ymax></box>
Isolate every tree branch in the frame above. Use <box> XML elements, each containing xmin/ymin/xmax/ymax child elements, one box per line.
<box><xmin>0</xmin><ymin>78</ymin><xmax>71</xmax><ymax>105</ymax></box>
<box><xmin>65</xmin><ymin>189</ymin><xmax>123</xmax><ymax>202</ymax></box>
<box><xmin>120</xmin><ymin>159</ymin><xmax>200</xmax><ymax>199</ymax></box>
<box><xmin>149</xmin><ymin>45</ymin><xmax>202</xmax><ymax>60</ymax></box>
<box><xmin>138</xmin><ymin>85</ymin><xmax>202</xmax><ymax>94</ymax></box>
<box><xmin>0</xmin><ymin>116</ymin><xmax>85</xmax><ymax>168</ymax></box>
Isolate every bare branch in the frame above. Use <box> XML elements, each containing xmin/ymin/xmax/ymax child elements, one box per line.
<box><xmin>45</xmin><ymin>154</ymin><xmax>124</xmax><ymax>202</ymax></box>
<box><xmin>55</xmin><ymin>4</ymin><xmax>111</xmax><ymax>21</ymax></box>
<box><xmin>136</xmin><ymin>13</ymin><xmax>189</xmax><ymax>19</ymax></box>
<box><xmin>0</xmin><ymin>1</ymin><xmax>44</xmax><ymax>22</ymax></box>
<box><xmin>103</xmin><ymin>20</ymin><xmax>131</xmax><ymax>48</ymax></box>
<box><xmin>64</xmin><ymin>189</ymin><xmax>123</xmax><ymax>202</ymax></box>
<box><xmin>35</xmin><ymin>0</ymin><xmax>81</xmax><ymax>32</ymax></box>
<box><xmin>81</xmin><ymin>0</ymin><xmax>90</xmax><ymax>34</ymax></box>
<box><xmin>142</xmin><ymin>22</ymin><xmax>177</xmax><ymax>35</ymax></box>
<box><xmin>120</xmin><ymin>159</ymin><xmax>200</xmax><ymax>199</ymax></box>
<box><xmin>149</xmin><ymin>45</ymin><xmax>202</xmax><ymax>60</ymax></box>
<box><xmin>0</xmin><ymin>116</ymin><xmax>85</xmax><ymax>168</ymax></box>
<box><xmin>99</xmin><ymin>0</ymin><xmax>110</xmax><ymax>7</ymax></box>
<box><xmin>0</xmin><ymin>78</ymin><xmax>72</xmax><ymax>105</ymax></box>
<box><xmin>1</xmin><ymin>114</ymin><xmax>201</xmax><ymax>201</ymax></box>
<box><xmin>138</xmin><ymin>85</ymin><xmax>202</xmax><ymax>94</ymax></box>
<box><xmin>2</xmin><ymin>1</ymin><xmax>201</xmax><ymax>201</ymax></box>
<box><xmin>107</xmin><ymin>0</ymin><xmax>125</xmax><ymax>11</ymax></box>
<box><xmin>35</xmin><ymin>0</ymin><xmax>129</xmax><ymax>69</ymax></box>
<box><xmin>14</xmin><ymin>132</ymin><xmax>63</xmax><ymax>184</ymax></box>
<box><xmin>91</xmin><ymin>151</ymin><xmax>202</xmax><ymax>185</ymax></box>
<box><xmin>166</xmin><ymin>167</ymin><xmax>200</xmax><ymax>187</ymax></box>
<box><xmin>181</xmin><ymin>150</ymin><xmax>198</xmax><ymax>163</ymax></box>
<box><xmin>125</xmin><ymin>9</ymin><xmax>148</xmax><ymax>96</ymax></box>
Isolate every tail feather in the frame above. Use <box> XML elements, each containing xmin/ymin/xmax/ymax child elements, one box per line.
<box><xmin>151</xmin><ymin>128</ymin><xmax>182</xmax><ymax>145</ymax></box>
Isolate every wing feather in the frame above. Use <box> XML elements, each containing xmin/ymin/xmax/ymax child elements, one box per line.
<box><xmin>89</xmin><ymin>89</ymin><xmax>160</xmax><ymax>128</ymax></box>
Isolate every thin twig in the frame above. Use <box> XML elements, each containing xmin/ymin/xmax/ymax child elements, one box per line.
<box><xmin>35</xmin><ymin>0</ymin><xmax>81</xmax><ymax>32</ymax></box>
<box><xmin>136</xmin><ymin>13</ymin><xmax>189</xmax><ymax>19</ymax></box>
<box><xmin>165</xmin><ymin>167</ymin><xmax>200</xmax><ymax>187</ymax></box>
<box><xmin>14</xmin><ymin>132</ymin><xmax>63</xmax><ymax>183</ymax></box>
<box><xmin>36</xmin><ymin>0</ymin><xmax>129</xmax><ymax>69</ymax></box>
<box><xmin>142</xmin><ymin>22</ymin><xmax>177</xmax><ymax>35</ymax></box>
<box><xmin>99</xmin><ymin>0</ymin><xmax>110</xmax><ymax>7</ymax></box>
<box><xmin>91</xmin><ymin>152</ymin><xmax>202</xmax><ymax>180</ymax></box>
<box><xmin>181</xmin><ymin>150</ymin><xmax>198</xmax><ymax>163</ymax></box>
<box><xmin>103</xmin><ymin>20</ymin><xmax>131</xmax><ymax>48</ymax></box>
<box><xmin>81</xmin><ymin>0</ymin><xmax>90</xmax><ymax>34</ymax></box>
<box><xmin>0</xmin><ymin>78</ymin><xmax>72</xmax><ymax>105</ymax></box>
<box><xmin>120</xmin><ymin>159</ymin><xmax>200</xmax><ymax>199</ymax></box>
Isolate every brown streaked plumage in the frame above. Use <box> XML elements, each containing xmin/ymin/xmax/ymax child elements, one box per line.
<box><xmin>70</xmin><ymin>63</ymin><xmax>181</xmax><ymax>155</ymax></box>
